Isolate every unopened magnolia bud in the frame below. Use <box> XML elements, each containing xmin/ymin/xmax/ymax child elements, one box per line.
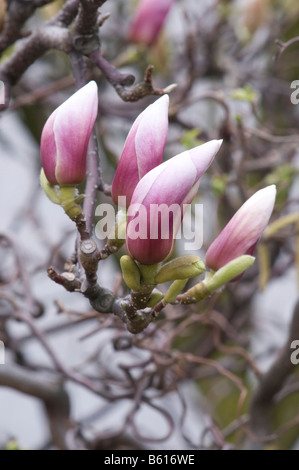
<box><xmin>155</xmin><ymin>254</ymin><xmax>205</xmax><ymax>283</ymax></box>
<box><xmin>41</xmin><ymin>81</ymin><xmax>98</xmax><ymax>186</ymax></box>
<box><xmin>126</xmin><ymin>140</ymin><xmax>222</xmax><ymax>265</ymax></box>
<box><xmin>146</xmin><ymin>289</ymin><xmax>164</xmax><ymax>307</ymax></box>
<box><xmin>206</xmin><ymin>185</ymin><xmax>276</xmax><ymax>271</ymax></box>
<box><xmin>120</xmin><ymin>255</ymin><xmax>141</xmax><ymax>291</ymax></box>
<box><xmin>112</xmin><ymin>95</ymin><xmax>169</xmax><ymax>207</ymax></box>
<box><xmin>164</xmin><ymin>279</ymin><xmax>188</xmax><ymax>303</ymax></box>
<box><xmin>128</xmin><ymin>0</ymin><xmax>174</xmax><ymax>46</ymax></box>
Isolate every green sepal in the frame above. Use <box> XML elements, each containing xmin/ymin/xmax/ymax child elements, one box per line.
<box><xmin>206</xmin><ymin>255</ymin><xmax>255</xmax><ymax>292</ymax></box>
<box><xmin>40</xmin><ymin>169</ymin><xmax>61</xmax><ymax>204</ymax></box>
<box><xmin>155</xmin><ymin>255</ymin><xmax>205</xmax><ymax>284</ymax></box>
<box><xmin>146</xmin><ymin>289</ymin><xmax>164</xmax><ymax>307</ymax></box>
<box><xmin>120</xmin><ymin>255</ymin><xmax>141</xmax><ymax>291</ymax></box>
<box><xmin>179</xmin><ymin>255</ymin><xmax>255</xmax><ymax>304</ymax></box>
<box><xmin>137</xmin><ymin>263</ymin><xmax>160</xmax><ymax>285</ymax></box>
<box><xmin>40</xmin><ymin>169</ymin><xmax>84</xmax><ymax>220</ymax></box>
<box><xmin>164</xmin><ymin>279</ymin><xmax>188</xmax><ymax>303</ymax></box>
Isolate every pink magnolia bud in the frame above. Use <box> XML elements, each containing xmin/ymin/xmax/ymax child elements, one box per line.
<box><xmin>128</xmin><ymin>0</ymin><xmax>174</xmax><ymax>46</ymax></box>
<box><xmin>112</xmin><ymin>95</ymin><xmax>169</xmax><ymax>208</ymax></box>
<box><xmin>126</xmin><ymin>140</ymin><xmax>223</xmax><ymax>265</ymax></box>
<box><xmin>205</xmin><ymin>185</ymin><xmax>276</xmax><ymax>271</ymax></box>
<box><xmin>41</xmin><ymin>81</ymin><xmax>98</xmax><ymax>185</ymax></box>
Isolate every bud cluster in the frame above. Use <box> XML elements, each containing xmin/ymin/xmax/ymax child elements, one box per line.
<box><xmin>40</xmin><ymin>80</ymin><xmax>276</xmax><ymax>309</ymax></box>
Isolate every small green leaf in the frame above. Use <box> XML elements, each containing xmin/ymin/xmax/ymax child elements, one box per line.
<box><xmin>230</xmin><ymin>84</ymin><xmax>258</xmax><ymax>103</ymax></box>
<box><xmin>211</xmin><ymin>174</ymin><xmax>228</xmax><ymax>197</ymax></box>
<box><xmin>181</xmin><ymin>129</ymin><xmax>203</xmax><ymax>150</ymax></box>
<box><xmin>5</xmin><ymin>440</ymin><xmax>20</xmax><ymax>450</ymax></box>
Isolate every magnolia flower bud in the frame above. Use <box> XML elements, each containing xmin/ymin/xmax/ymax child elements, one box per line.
<box><xmin>206</xmin><ymin>185</ymin><xmax>276</xmax><ymax>271</ymax></box>
<box><xmin>40</xmin><ymin>81</ymin><xmax>98</xmax><ymax>185</ymax></box>
<box><xmin>112</xmin><ymin>95</ymin><xmax>169</xmax><ymax>207</ymax></box>
<box><xmin>128</xmin><ymin>0</ymin><xmax>174</xmax><ymax>46</ymax></box>
<box><xmin>126</xmin><ymin>140</ymin><xmax>223</xmax><ymax>265</ymax></box>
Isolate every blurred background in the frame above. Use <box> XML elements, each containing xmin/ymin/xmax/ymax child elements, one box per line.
<box><xmin>1</xmin><ymin>0</ymin><xmax>299</xmax><ymax>450</ymax></box>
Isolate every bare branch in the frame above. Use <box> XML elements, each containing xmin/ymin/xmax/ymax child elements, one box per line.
<box><xmin>0</xmin><ymin>26</ymin><xmax>71</xmax><ymax>87</ymax></box>
<box><xmin>0</xmin><ymin>363</ymin><xmax>71</xmax><ymax>449</ymax></box>
<box><xmin>72</xmin><ymin>0</ymin><xmax>107</xmax><ymax>54</ymax></box>
<box><xmin>90</xmin><ymin>52</ymin><xmax>173</xmax><ymax>101</ymax></box>
<box><xmin>275</xmin><ymin>37</ymin><xmax>299</xmax><ymax>60</ymax></box>
<box><xmin>249</xmin><ymin>299</ymin><xmax>299</xmax><ymax>445</ymax></box>
<box><xmin>0</xmin><ymin>0</ymin><xmax>54</xmax><ymax>54</ymax></box>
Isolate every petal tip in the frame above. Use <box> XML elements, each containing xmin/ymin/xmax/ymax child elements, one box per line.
<box><xmin>152</xmin><ymin>94</ymin><xmax>169</xmax><ymax>110</ymax></box>
<box><xmin>87</xmin><ymin>80</ymin><xmax>98</xmax><ymax>96</ymax></box>
<box><xmin>258</xmin><ymin>184</ymin><xmax>277</xmax><ymax>205</ymax></box>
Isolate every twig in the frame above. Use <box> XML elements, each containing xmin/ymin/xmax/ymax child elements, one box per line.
<box><xmin>244</xmin><ymin>127</ymin><xmax>299</xmax><ymax>144</ymax></box>
<box><xmin>275</xmin><ymin>37</ymin><xmax>299</xmax><ymax>60</ymax></box>
<box><xmin>10</xmin><ymin>75</ymin><xmax>75</xmax><ymax>110</ymax></box>
<box><xmin>0</xmin><ymin>26</ymin><xmax>71</xmax><ymax>87</ymax></box>
<box><xmin>83</xmin><ymin>131</ymin><xmax>102</xmax><ymax>234</ymax></box>
<box><xmin>170</xmin><ymin>90</ymin><xmax>231</xmax><ymax>125</ymax></box>
<box><xmin>90</xmin><ymin>53</ymin><xmax>174</xmax><ymax>101</ymax></box>
<box><xmin>0</xmin><ymin>0</ymin><xmax>79</xmax><ymax>107</ymax></box>
<box><xmin>0</xmin><ymin>0</ymin><xmax>54</xmax><ymax>54</ymax></box>
<box><xmin>0</xmin><ymin>233</ymin><xmax>40</xmax><ymax>316</ymax></box>
<box><xmin>90</xmin><ymin>51</ymin><xmax>135</xmax><ymax>87</ymax></box>
<box><xmin>47</xmin><ymin>267</ymin><xmax>81</xmax><ymax>292</ymax></box>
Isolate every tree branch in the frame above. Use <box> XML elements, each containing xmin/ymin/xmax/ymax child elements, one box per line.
<box><xmin>275</xmin><ymin>37</ymin><xmax>299</xmax><ymax>60</ymax></box>
<box><xmin>0</xmin><ymin>363</ymin><xmax>71</xmax><ymax>449</ymax></box>
<box><xmin>74</xmin><ymin>0</ymin><xmax>106</xmax><ymax>38</ymax></box>
<box><xmin>0</xmin><ymin>26</ymin><xmax>71</xmax><ymax>86</ymax></box>
<box><xmin>0</xmin><ymin>0</ymin><xmax>54</xmax><ymax>54</ymax></box>
<box><xmin>50</xmin><ymin>0</ymin><xmax>80</xmax><ymax>27</ymax></box>
<box><xmin>90</xmin><ymin>52</ymin><xmax>175</xmax><ymax>101</ymax></box>
<box><xmin>249</xmin><ymin>299</ymin><xmax>299</xmax><ymax>445</ymax></box>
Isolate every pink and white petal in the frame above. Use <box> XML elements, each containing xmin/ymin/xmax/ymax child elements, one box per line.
<box><xmin>40</xmin><ymin>109</ymin><xmax>59</xmax><ymax>184</ymax></box>
<box><xmin>135</xmin><ymin>95</ymin><xmax>169</xmax><ymax>179</ymax></box>
<box><xmin>206</xmin><ymin>185</ymin><xmax>276</xmax><ymax>270</ymax></box>
<box><xmin>54</xmin><ymin>81</ymin><xmax>98</xmax><ymax>185</ymax></box>
<box><xmin>189</xmin><ymin>140</ymin><xmax>223</xmax><ymax>180</ymax></box>
<box><xmin>129</xmin><ymin>0</ymin><xmax>174</xmax><ymax>45</ymax></box>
